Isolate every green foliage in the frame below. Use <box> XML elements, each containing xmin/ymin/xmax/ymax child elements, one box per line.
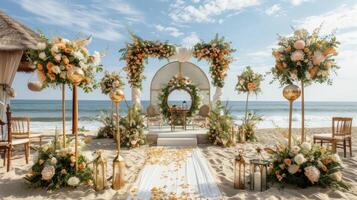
<box><xmin>207</xmin><ymin>101</ymin><xmax>234</xmax><ymax>147</ymax></box>
<box><xmin>100</xmin><ymin>71</ymin><xmax>124</xmax><ymax>95</ymax></box>
<box><xmin>238</xmin><ymin>112</ymin><xmax>262</xmax><ymax>142</ymax></box>
<box><xmin>97</xmin><ymin>111</ymin><xmax>116</xmax><ymax>138</ymax></box>
<box><xmin>119</xmin><ymin>105</ymin><xmax>146</xmax><ymax>148</ymax></box>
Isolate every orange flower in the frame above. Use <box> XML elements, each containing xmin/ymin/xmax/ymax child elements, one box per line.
<box><xmin>64</xmin><ymin>47</ymin><xmax>72</xmax><ymax>54</ymax></box>
<box><xmin>37</xmin><ymin>63</ymin><xmax>43</xmax><ymax>71</ymax></box>
<box><xmin>323</xmin><ymin>47</ymin><xmax>336</xmax><ymax>56</ymax></box>
<box><xmin>57</xmin><ymin>43</ymin><xmax>66</xmax><ymax>50</ymax></box>
<box><xmin>48</xmin><ymin>73</ymin><xmax>56</xmax><ymax>81</ymax></box>
<box><xmin>66</xmin><ymin>64</ymin><xmax>74</xmax><ymax>70</ymax></box>
<box><xmin>247</xmin><ymin>82</ymin><xmax>256</xmax><ymax>91</ymax></box>
<box><xmin>62</xmin><ymin>56</ymin><xmax>69</xmax><ymax>65</ymax></box>
<box><xmin>37</xmin><ymin>70</ymin><xmax>46</xmax><ymax>82</ymax></box>
<box><xmin>79</xmin><ymin>162</ymin><xmax>86</xmax><ymax>170</ymax></box>
<box><xmin>46</xmin><ymin>62</ymin><xmax>54</xmax><ymax>73</ymax></box>
<box><xmin>284</xmin><ymin>158</ymin><xmax>291</xmax><ymax>166</ymax></box>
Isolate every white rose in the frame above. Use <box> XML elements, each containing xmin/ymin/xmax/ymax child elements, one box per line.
<box><xmin>331</xmin><ymin>171</ymin><xmax>342</xmax><ymax>182</ymax></box>
<box><xmin>304</xmin><ymin>166</ymin><xmax>320</xmax><ymax>184</ymax></box>
<box><xmin>39</xmin><ymin>52</ymin><xmax>46</xmax><ymax>60</ymax></box>
<box><xmin>294</xmin><ymin>153</ymin><xmax>306</xmax><ymax>165</ymax></box>
<box><xmin>52</xmin><ymin>65</ymin><xmax>61</xmax><ymax>74</ymax></box>
<box><xmin>312</xmin><ymin>51</ymin><xmax>325</xmax><ymax>65</ymax></box>
<box><xmin>330</xmin><ymin>154</ymin><xmax>342</xmax><ymax>163</ymax></box>
<box><xmin>290</xmin><ymin>50</ymin><xmax>305</xmax><ymax>62</ymax></box>
<box><xmin>73</xmin><ymin>51</ymin><xmax>84</xmax><ymax>61</ymax></box>
<box><xmin>67</xmin><ymin>176</ymin><xmax>80</xmax><ymax>187</ymax></box>
<box><xmin>300</xmin><ymin>142</ymin><xmax>312</xmax><ymax>152</ymax></box>
<box><xmin>288</xmin><ymin>164</ymin><xmax>300</xmax><ymax>174</ymax></box>
<box><xmin>41</xmin><ymin>166</ymin><xmax>55</xmax><ymax>181</ymax></box>
<box><xmin>36</xmin><ymin>42</ymin><xmax>46</xmax><ymax>50</ymax></box>
<box><xmin>290</xmin><ymin>146</ymin><xmax>301</xmax><ymax>155</ymax></box>
<box><xmin>54</xmin><ymin>54</ymin><xmax>62</xmax><ymax>62</ymax></box>
<box><xmin>294</xmin><ymin>40</ymin><xmax>305</xmax><ymax>50</ymax></box>
<box><xmin>50</xmin><ymin>157</ymin><xmax>57</xmax><ymax>165</ymax></box>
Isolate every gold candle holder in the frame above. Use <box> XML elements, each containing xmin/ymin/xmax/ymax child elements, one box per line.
<box><xmin>283</xmin><ymin>84</ymin><xmax>301</xmax><ymax>148</ymax></box>
<box><xmin>234</xmin><ymin>149</ymin><xmax>246</xmax><ymax>189</ymax></box>
<box><xmin>93</xmin><ymin>150</ymin><xmax>107</xmax><ymax>191</ymax></box>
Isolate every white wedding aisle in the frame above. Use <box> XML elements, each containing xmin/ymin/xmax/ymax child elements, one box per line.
<box><xmin>127</xmin><ymin>147</ymin><xmax>221</xmax><ymax>199</ymax></box>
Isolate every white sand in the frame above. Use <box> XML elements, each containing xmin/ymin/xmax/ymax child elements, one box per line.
<box><xmin>1</xmin><ymin>128</ymin><xmax>357</xmax><ymax>199</ymax></box>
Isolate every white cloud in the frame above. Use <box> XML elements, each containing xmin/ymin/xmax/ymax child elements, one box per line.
<box><xmin>290</xmin><ymin>0</ymin><xmax>311</xmax><ymax>6</ymax></box>
<box><xmin>93</xmin><ymin>0</ymin><xmax>144</xmax><ymax>22</ymax></box>
<box><xmin>181</xmin><ymin>32</ymin><xmax>200</xmax><ymax>48</ymax></box>
<box><xmin>265</xmin><ymin>4</ymin><xmax>281</xmax><ymax>16</ymax></box>
<box><xmin>14</xmin><ymin>0</ymin><xmax>143</xmax><ymax>41</ymax></box>
<box><xmin>155</xmin><ymin>24</ymin><xmax>183</xmax><ymax>37</ymax></box>
<box><xmin>169</xmin><ymin>0</ymin><xmax>260</xmax><ymax>23</ymax></box>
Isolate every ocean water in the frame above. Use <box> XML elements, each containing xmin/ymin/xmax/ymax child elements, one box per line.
<box><xmin>9</xmin><ymin>100</ymin><xmax>357</xmax><ymax>131</ymax></box>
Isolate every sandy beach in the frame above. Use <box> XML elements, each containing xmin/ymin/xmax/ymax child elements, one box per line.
<box><xmin>0</xmin><ymin>127</ymin><xmax>356</xmax><ymax>200</ymax></box>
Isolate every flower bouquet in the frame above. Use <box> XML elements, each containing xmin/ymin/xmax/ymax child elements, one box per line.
<box><xmin>119</xmin><ymin>106</ymin><xmax>146</xmax><ymax>148</ymax></box>
<box><xmin>100</xmin><ymin>71</ymin><xmax>124</xmax><ymax>95</ymax></box>
<box><xmin>26</xmin><ymin>35</ymin><xmax>103</xmax><ymax>92</ymax></box>
<box><xmin>25</xmin><ymin>138</ymin><xmax>92</xmax><ymax>190</ymax></box>
<box><xmin>267</xmin><ymin>142</ymin><xmax>348</xmax><ymax>190</ymax></box>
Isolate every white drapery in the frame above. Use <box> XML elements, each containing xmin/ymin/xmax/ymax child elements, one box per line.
<box><xmin>212</xmin><ymin>87</ymin><xmax>223</xmax><ymax>104</ymax></box>
<box><xmin>131</xmin><ymin>87</ymin><xmax>141</xmax><ymax>107</ymax></box>
<box><xmin>0</xmin><ymin>50</ymin><xmax>23</xmax><ymax>121</ymax></box>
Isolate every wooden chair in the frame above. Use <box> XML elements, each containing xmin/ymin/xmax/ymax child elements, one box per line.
<box><xmin>11</xmin><ymin>116</ymin><xmax>42</xmax><ymax>154</ymax></box>
<box><xmin>313</xmin><ymin>117</ymin><xmax>353</xmax><ymax>157</ymax></box>
<box><xmin>192</xmin><ymin>105</ymin><xmax>210</xmax><ymax>129</ymax></box>
<box><xmin>146</xmin><ymin>105</ymin><xmax>162</xmax><ymax>130</ymax></box>
<box><xmin>0</xmin><ymin>105</ymin><xmax>29</xmax><ymax>172</ymax></box>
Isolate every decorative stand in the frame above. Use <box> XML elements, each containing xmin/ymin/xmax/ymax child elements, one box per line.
<box><xmin>67</xmin><ymin>67</ymin><xmax>84</xmax><ymax>172</ymax></box>
<box><xmin>234</xmin><ymin>149</ymin><xmax>246</xmax><ymax>189</ymax></box>
<box><xmin>110</xmin><ymin>89</ymin><xmax>125</xmax><ymax>190</ymax></box>
<box><xmin>249</xmin><ymin>159</ymin><xmax>270</xmax><ymax>191</ymax></box>
<box><xmin>62</xmin><ymin>83</ymin><xmax>66</xmax><ymax>148</ymax></box>
<box><xmin>283</xmin><ymin>84</ymin><xmax>301</xmax><ymax>148</ymax></box>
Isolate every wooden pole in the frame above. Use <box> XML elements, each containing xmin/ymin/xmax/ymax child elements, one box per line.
<box><xmin>288</xmin><ymin>100</ymin><xmax>293</xmax><ymax>148</ymax></box>
<box><xmin>62</xmin><ymin>84</ymin><xmax>66</xmax><ymax>148</ymax></box>
<box><xmin>301</xmin><ymin>81</ymin><xmax>305</xmax><ymax>143</ymax></box>
<box><xmin>115</xmin><ymin>102</ymin><xmax>120</xmax><ymax>153</ymax></box>
<box><xmin>73</xmin><ymin>84</ymin><xmax>79</xmax><ymax>172</ymax></box>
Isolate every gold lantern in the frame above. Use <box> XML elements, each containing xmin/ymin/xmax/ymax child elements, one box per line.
<box><xmin>93</xmin><ymin>151</ymin><xmax>107</xmax><ymax>191</ymax></box>
<box><xmin>283</xmin><ymin>84</ymin><xmax>301</xmax><ymax>148</ymax></box>
<box><xmin>249</xmin><ymin>159</ymin><xmax>270</xmax><ymax>191</ymax></box>
<box><xmin>234</xmin><ymin>148</ymin><xmax>246</xmax><ymax>189</ymax></box>
<box><xmin>112</xmin><ymin>151</ymin><xmax>125</xmax><ymax>190</ymax></box>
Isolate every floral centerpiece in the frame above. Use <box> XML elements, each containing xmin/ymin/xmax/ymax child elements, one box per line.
<box><xmin>26</xmin><ymin>35</ymin><xmax>103</xmax><ymax>92</ymax></box>
<box><xmin>235</xmin><ymin>66</ymin><xmax>263</xmax><ymax>141</ymax></box>
<box><xmin>100</xmin><ymin>71</ymin><xmax>124</xmax><ymax>95</ymax></box>
<box><xmin>158</xmin><ymin>75</ymin><xmax>201</xmax><ymax>119</ymax></box>
<box><xmin>119</xmin><ymin>33</ymin><xmax>176</xmax><ymax>89</ymax></box>
<box><xmin>193</xmin><ymin>34</ymin><xmax>235</xmax><ymax>88</ymax></box>
<box><xmin>119</xmin><ymin>106</ymin><xmax>146</xmax><ymax>148</ymax></box>
<box><xmin>207</xmin><ymin>101</ymin><xmax>235</xmax><ymax>147</ymax></box>
<box><xmin>266</xmin><ymin>142</ymin><xmax>348</xmax><ymax>190</ymax></box>
<box><xmin>25</xmin><ymin>137</ymin><xmax>92</xmax><ymax>190</ymax></box>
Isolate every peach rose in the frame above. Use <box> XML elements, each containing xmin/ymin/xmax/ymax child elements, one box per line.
<box><xmin>294</xmin><ymin>40</ymin><xmax>305</xmax><ymax>50</ymax></box>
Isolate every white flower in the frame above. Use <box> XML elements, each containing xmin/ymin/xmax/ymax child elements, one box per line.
<box><xmin>290</xmin><ymin>50</ymin><xmax>305</xmax><ymax>62</ymax></box>
<box><xmin>73</xmin><ymin>51</ymin><xmax>84</xmax><ymax>61</ymax></box>
<box><xmin>291</xmin><ymin>146</ymin><xmax>301</xmax><ymax>155</ymax></box>
<box><xmin>300</xmin><ymin>142</ymin><xmax>312</xmax><ymax>152</ymax></box>
<box><xmin>312</xmin><ymin>51</ymin><xmax>325</xmax><ymax>65</ymax></box>
<box><xmin>54</xmin><ymin>54</ymin><xmax>62</xmax><ymax>62</ymax></box>
<box><xmin>39</xmin><ymin>52</ymin><xmax>46</xmax><ymax>60</ymax></box>
<box><xmin>305</xmin><ymin>71</ymin><xmax>311</xmax><ymax>80</ymax></box>
<box><xmin>60</xmin><ymin>71</ymin><xmax>67</xmax><ymax>79</ymax></box>
<box><xmin>52</xmin><ymin>65</ymin><xmax>61</xmax><ymax>74</ymax></box>
<box><xmin>51</xmin><ymin>45</ymin><xmax>59</xmax><ymax>53</ymax></box>
<box><xmin>60</xmin><ymin>65</ymin><xmax>66</xmax><ymax>70</ymax></box>
<box><xmin>50</xmin><ymin>157</ymin><xmax>57</xmax><ymax>165</ymax></box>
<box><xmin>331</xmin><ymin>171</ymin><xmax>342</xmax><ymax>182</ymax></box>
<box><xmin>78</xmin><ymin>61</ymin><xmax>88</xmax><ymax>70</ymax></box>
<box><xmin>294</xmin><ymin>40</ymin><xmax>305</xmax><ymax>50</ymax></box>
<box><xmin>330</xmin><ymin>154</ymin><xmax>342</xmax><ymax>163</ymax></box>
<box><xmin>290</xmin><ymin>72</ymin><xmax>298</xmax><ymax>80</ymax></box>
<box><xmin>62</xmin><ymin>38</ymin><xmax>70</xmax><ymax>44</ymax></box>
<box><xmin>304</xmin><ymin>166</ymin><xmax>320</xmax><ymax>184</ymax></box>
<box><xmin>67</xmin><ymin>176</ymin><xmax>80</xmax><ymax>187</ymax></box>
<box><xmin>36</xmin><ymin>42</ymin><xmax>46</xmax><ymax>50</ymax></box>
<box><xmin>92</xmin><ymin>51</ymin><xmax>101</xmax><ymax>65</ymax></box>
<box><xmin>288</xmin><ymin>164</ymin><xmax>300</xmax><ymax>174</ymax></box>
<box><xmin>294</xmin><ymin>154</ymin><xmax>306</xmax><ymax>165</ymax></box>
<box><xmin>41</xmin><ymin>166</ymin><xmax>55</xmax><ymax>181</ymax></box>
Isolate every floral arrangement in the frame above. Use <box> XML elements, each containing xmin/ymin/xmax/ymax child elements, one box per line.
<box><xmin>158</xmin><ymin>75</ymin><xmax>201</xmax><ymax>119</ymax></box>
<box><xmin>193</xmin><ymin>34</ymin><xmax>235</xmax><ymax>88</ymax></box>
<box><xmin>267</xmin><ymin>142</ymin><xmax>348</xmax><ymax>189</ymax></box>
<box><xmin>235</xmin><ymin>66</ymin><xmax>263</xmax><ymax>142</ymax></box>
<box><xmin>96</xmin><ymin>111</ymin><xmax>117</xmax><ymax>138</ymax></box>
<box><xmin>25</xmin><ymin>138</ymin><xmax>92</xmax><ymax>190</ymax></box>
<box><xmin>207</xmin><ymin>101</ymin><xmax>235</xmax><ymax>147</ymax></box>
<box><xmin>271</xmin><ymin>27</ymin><xmax>339</xmax><ymax>86</ymax></box>
<box><xmin>26</xmin><ymin>35</ymin><xmax>103</xmax><ymax>92</ymax></box>
<box><xmin>100</xmin><ymin>71</ymin><xmax>124</xmax><ymax>95</ymax></box>
<box><xmin>119</xmin><ymin>33</ymin><xmax>176</xmax><ymax>89</ymax></box>
<box><xmin>119</xmin><ymin>106</ymin><xmax>146</xmax><ymax>148</ymax></box>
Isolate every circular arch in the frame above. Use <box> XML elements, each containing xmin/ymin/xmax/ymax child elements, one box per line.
<box><xmin>150</xmin><ymin>61</ymin><xmax>210</xmax><ymax>110</ymax></box>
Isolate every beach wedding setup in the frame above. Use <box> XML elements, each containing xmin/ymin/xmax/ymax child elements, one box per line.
<box><xmin>1</xmin><ymin>8</ymin><xmax>357</xmax><ymax>200</ymax></box>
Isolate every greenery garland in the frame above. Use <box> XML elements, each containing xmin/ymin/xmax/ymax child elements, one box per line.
<box><xmin>119</xmin><ymin>33</ymin><xmax>176</xmax><ymax>89</ymax></box>
<box><xmin>193</xmin><ymin>34</ymin><xmax>235</xmax><ymax>88</ymax></box>
<box><xmin>158</xmin><ymin>75</ymin><xmax>201</xmax><ymax>120</ymax></box>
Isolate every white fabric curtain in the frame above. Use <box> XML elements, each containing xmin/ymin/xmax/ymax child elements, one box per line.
<box><xmin>212</xmin><ymin>87</ymin><xmax>222</xmax><ymax>105</ymax></box>
<box><xmin>0</xmin><ymin>50</ymin><xmax>23</xmax><ymax>122</ymax></box>
<box><xmin>131</xmin><ymin>87</ymin><xmax>142</xmax><ymax>108</ymax></box>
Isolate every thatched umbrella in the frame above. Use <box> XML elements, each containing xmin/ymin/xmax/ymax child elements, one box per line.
<box><xmin>0</xmin><ymin>10</ymin><xmax>41</xmax><ymax>119</ymax></box>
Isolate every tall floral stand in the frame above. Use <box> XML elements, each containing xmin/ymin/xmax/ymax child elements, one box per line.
<box><xmin>283</xmin><ymin>84</ymin><xmax>301</xmax><ymax>148</ymax></box>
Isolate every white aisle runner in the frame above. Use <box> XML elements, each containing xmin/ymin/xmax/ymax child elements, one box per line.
<box><xmin>127</xmin><ymin>148</ymin><xmax>221</xmax><ymax>200</ymax></box>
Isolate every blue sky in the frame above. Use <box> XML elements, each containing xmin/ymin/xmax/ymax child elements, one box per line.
<box><xmin>2</xmin><ymin>0</ymin><xmax>357</xmax><ymax>101</ymax></box>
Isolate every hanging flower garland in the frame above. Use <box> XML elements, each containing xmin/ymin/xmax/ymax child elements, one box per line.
<box><xmin>100</xmin><ymin>71</ymin><xmax>125</xmax><ymax>95</ymax></box>
<box><xmin>26</xmin><ymin>35</ymin><xmax>103</xmax><ymax>92</ymax></box>
<box><xmin>193</xmin><ymin>34</ymin><xmax>236</xmax><ymax>88</ymax></box>
<box><xmin>158</xmin><ymin>75</ymin><xmax>201</xmax><ymax>120</ymax></box>
<box><xmin>119</xmin><ymin>34</ymin><xmax>176</xmax><ymax>89</ymax></box>
<box><xmin>271</xmin><ymin>27</ymin><xmax>339</xmax><ymax>85</ymax></box>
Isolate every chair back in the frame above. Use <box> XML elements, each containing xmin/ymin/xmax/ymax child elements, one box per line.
<box><xmin>11</xmin><ymin>116</ymin><xmax>30</xmax><ymax>138</ymax></box>
<box><xmin>0</xmin><ymin>119</ymin><xmax>5</xmax><ymax>141</ymax></box>
<box><xmin>1</xmin><ymin>105</ymin><xmax>12</xmax><ymax>143</ymax></box>
<box><xmin>332</xmin><ymin>117</ymin><xmax>353</xmax><ymax>138</ymax></box>
<box><xmin>147</xmin><ymin>105</ymin><xmax>158</xmax><ymax>117</ymax></box>
<box><xmin>198</xmin><ymin>105</ymin><xmax>210</xmax><ymax>118</ymax></box>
